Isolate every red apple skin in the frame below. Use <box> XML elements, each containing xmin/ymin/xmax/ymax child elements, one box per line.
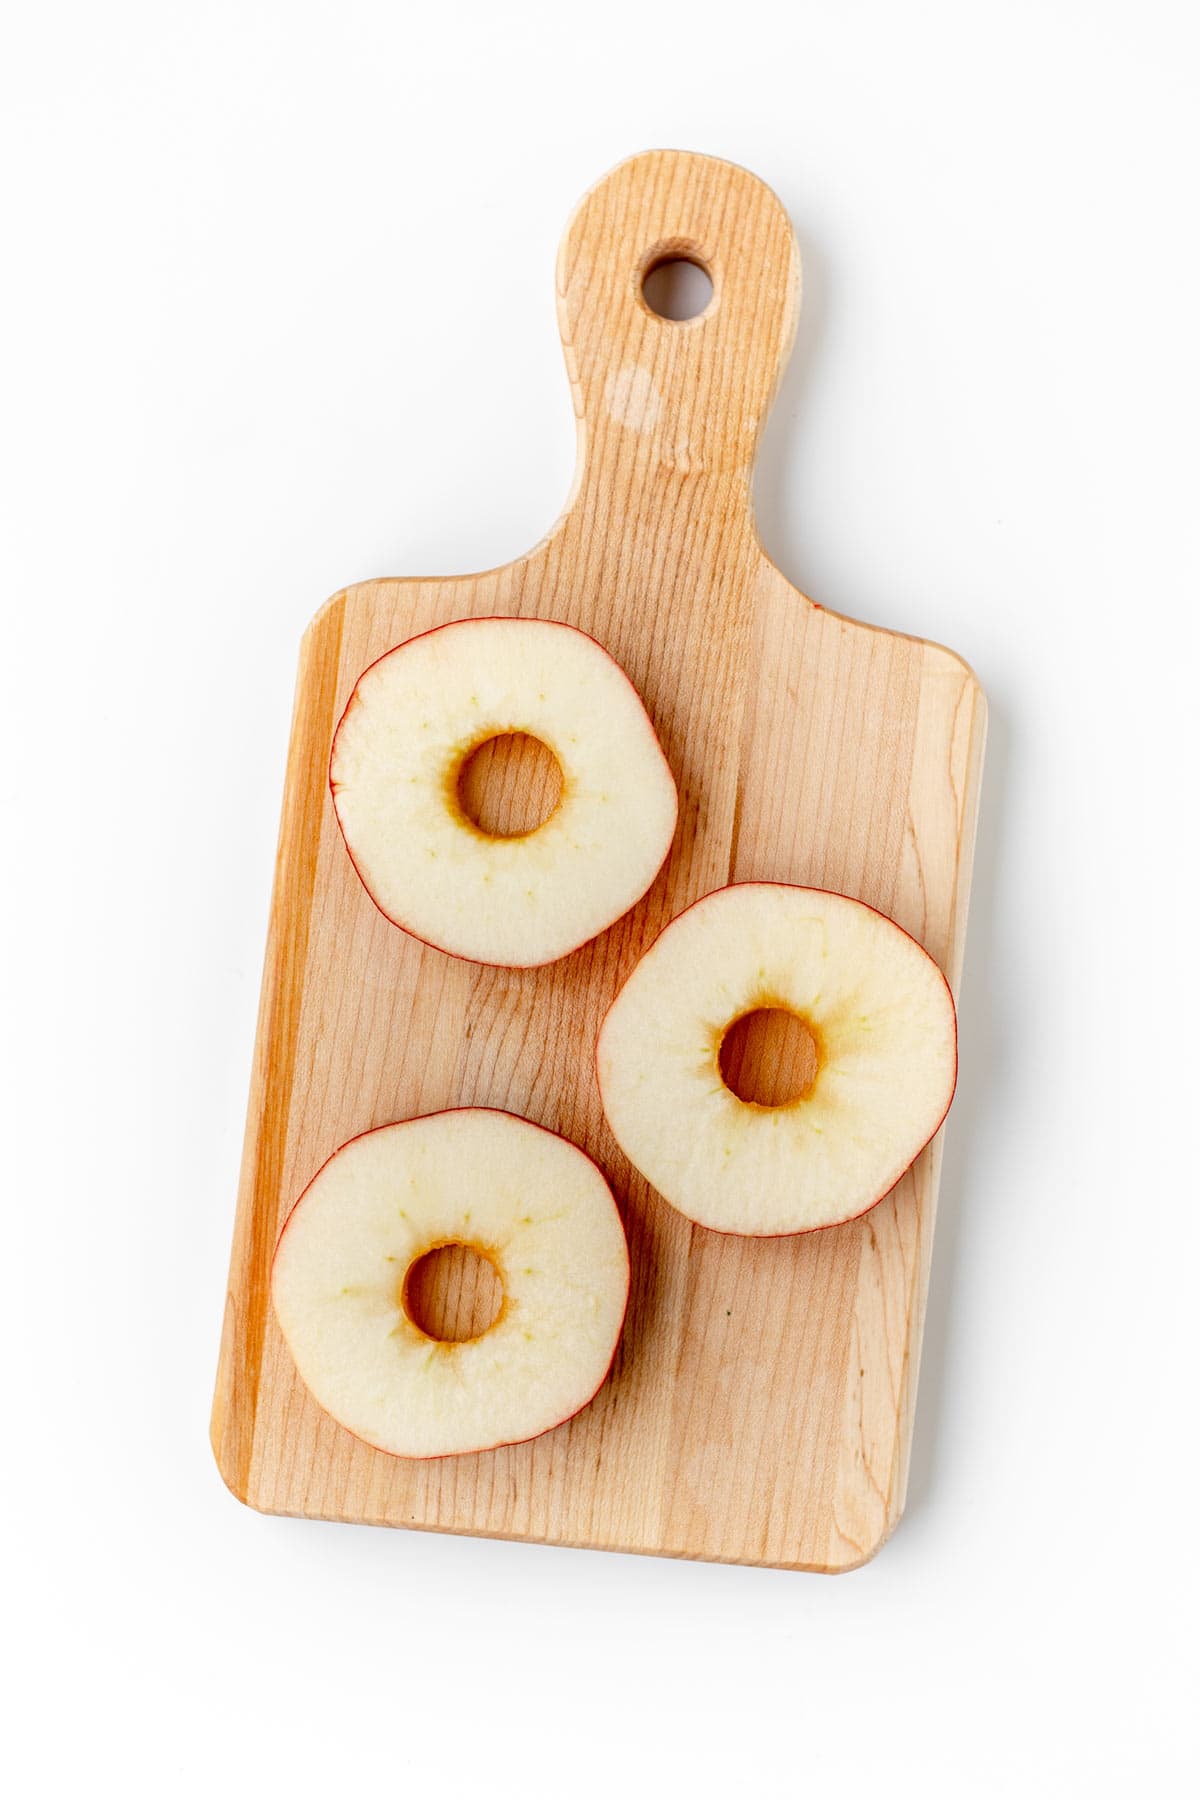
<box><xmin>272</xmin><ymin>1107</ymin><xmax>632</xmax><ymax>1461</ymax></box>
<box><xmin>328</xmin><ymin>616</ymin><xmax>678</xmax><ymax>970</ymax></box>
<box><xmin>595</xmin><ymin>881</ymin><xmax>959</xmax><ymax>1241</ymax></box>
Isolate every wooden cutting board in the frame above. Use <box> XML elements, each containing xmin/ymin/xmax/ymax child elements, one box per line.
<box><xmin>211</xmin><ymin>149</ymin><xmax>986</xmax><ymax>1572</ymax></box>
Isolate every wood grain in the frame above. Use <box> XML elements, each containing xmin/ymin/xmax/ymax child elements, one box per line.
<box><xmin>211</xmin><ymin>150</ymin><xmax>986</xmax><ymax>1571</ymax></box>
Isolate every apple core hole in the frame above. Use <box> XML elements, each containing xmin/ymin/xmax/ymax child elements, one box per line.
<box><xmin>456</xmin><ymin>733</ymin><xmax>563</xmax><ymax>838</ymax></box>
<box><xmin>719</xmin><ymin>1007</ymin><xmax>821</xmax><ymax>1107</ymax></box>
<box><xmin>402</xmin><ymin>1242</ymin><xmax>504</xmax><ymax>1343</ymax></box>
<box><xmin>641</xmin><ymin>255</ymin><xmax>714</xmax><ymax>321</ymax></box>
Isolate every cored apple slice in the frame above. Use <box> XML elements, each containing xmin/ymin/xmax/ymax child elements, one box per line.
<box><xmin>271</xmin><ymin>1109</ymin><xmax>630</xmax><ymax>1458</ymax></box>
<box><xmin>596</xmin><ymin>883</ymin><xmax>957</xmax><ymax>1236</ymax></box>
<box><xmin>330</xmin><ymin>617</ymin><xmax>677</xmax><ymax>966</ymax></box>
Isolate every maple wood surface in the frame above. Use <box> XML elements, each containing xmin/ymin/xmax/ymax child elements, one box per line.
<box><xmin>211</xmin><ymin>149</ymin><xmax>985</xmax><ymax>1572</ymax></box>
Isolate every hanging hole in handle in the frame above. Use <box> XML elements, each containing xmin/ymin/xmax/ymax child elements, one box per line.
<box><xmin>640</xmin><ymin>246</ymin><xmax>714</xmax><ymax>322</ymax></box>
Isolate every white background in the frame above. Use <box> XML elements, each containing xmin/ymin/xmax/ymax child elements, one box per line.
<box><xmin>3</xmin><ymin>3</ymin><xmax>1196</xmax><ymax>1795</ymax></box>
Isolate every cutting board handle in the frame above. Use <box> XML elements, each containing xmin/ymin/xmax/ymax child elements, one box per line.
<box><xmin>557</xmin><ymin>150</ymin><xmax>801</xmax><ymax>504</ymax></box>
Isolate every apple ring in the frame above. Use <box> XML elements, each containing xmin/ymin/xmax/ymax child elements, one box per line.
<box><xmin>330</xmin><ymin>617</ymin><xmax>678</xmax><ymax>966</ymax></box>
<box><xmin>271</xmin><ymin>1109</ymin><xmax>631</xmax><ymax>1459</ymax></box>
<box><xmin>596</xmin><ymin>883</ymin><xmax>958</xmax><ymax>1236</ymax></box>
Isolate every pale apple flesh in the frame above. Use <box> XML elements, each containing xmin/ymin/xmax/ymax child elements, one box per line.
<box><xmin>271</xmin><ymin>1110</ymin><xmax>630</xmax><ymax>1458</ymax></box>
<box><xmin>330</xmin><ymin>617</ymin><xmax>678</xmax><ymax>967</ymax></box>
<box><xmin>596</xmin><ymin>884</ymin><xmax>958</xmax><ymax>1236</ymax></box>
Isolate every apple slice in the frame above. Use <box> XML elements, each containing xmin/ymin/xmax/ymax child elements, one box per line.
<box><xmin>330</xmin><ymin>617</ymin><xmax>677</xmax><ymax>966</ymax></box>
<box><xmin>271</xmin><ymin>1109</ymin><xmax>630</xmax><ymax>1458</ymax></box>
<box><xmin>596</xmin><ymin>883</ymin><xmax>957</xmax><ymax>1236</ymax></box>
